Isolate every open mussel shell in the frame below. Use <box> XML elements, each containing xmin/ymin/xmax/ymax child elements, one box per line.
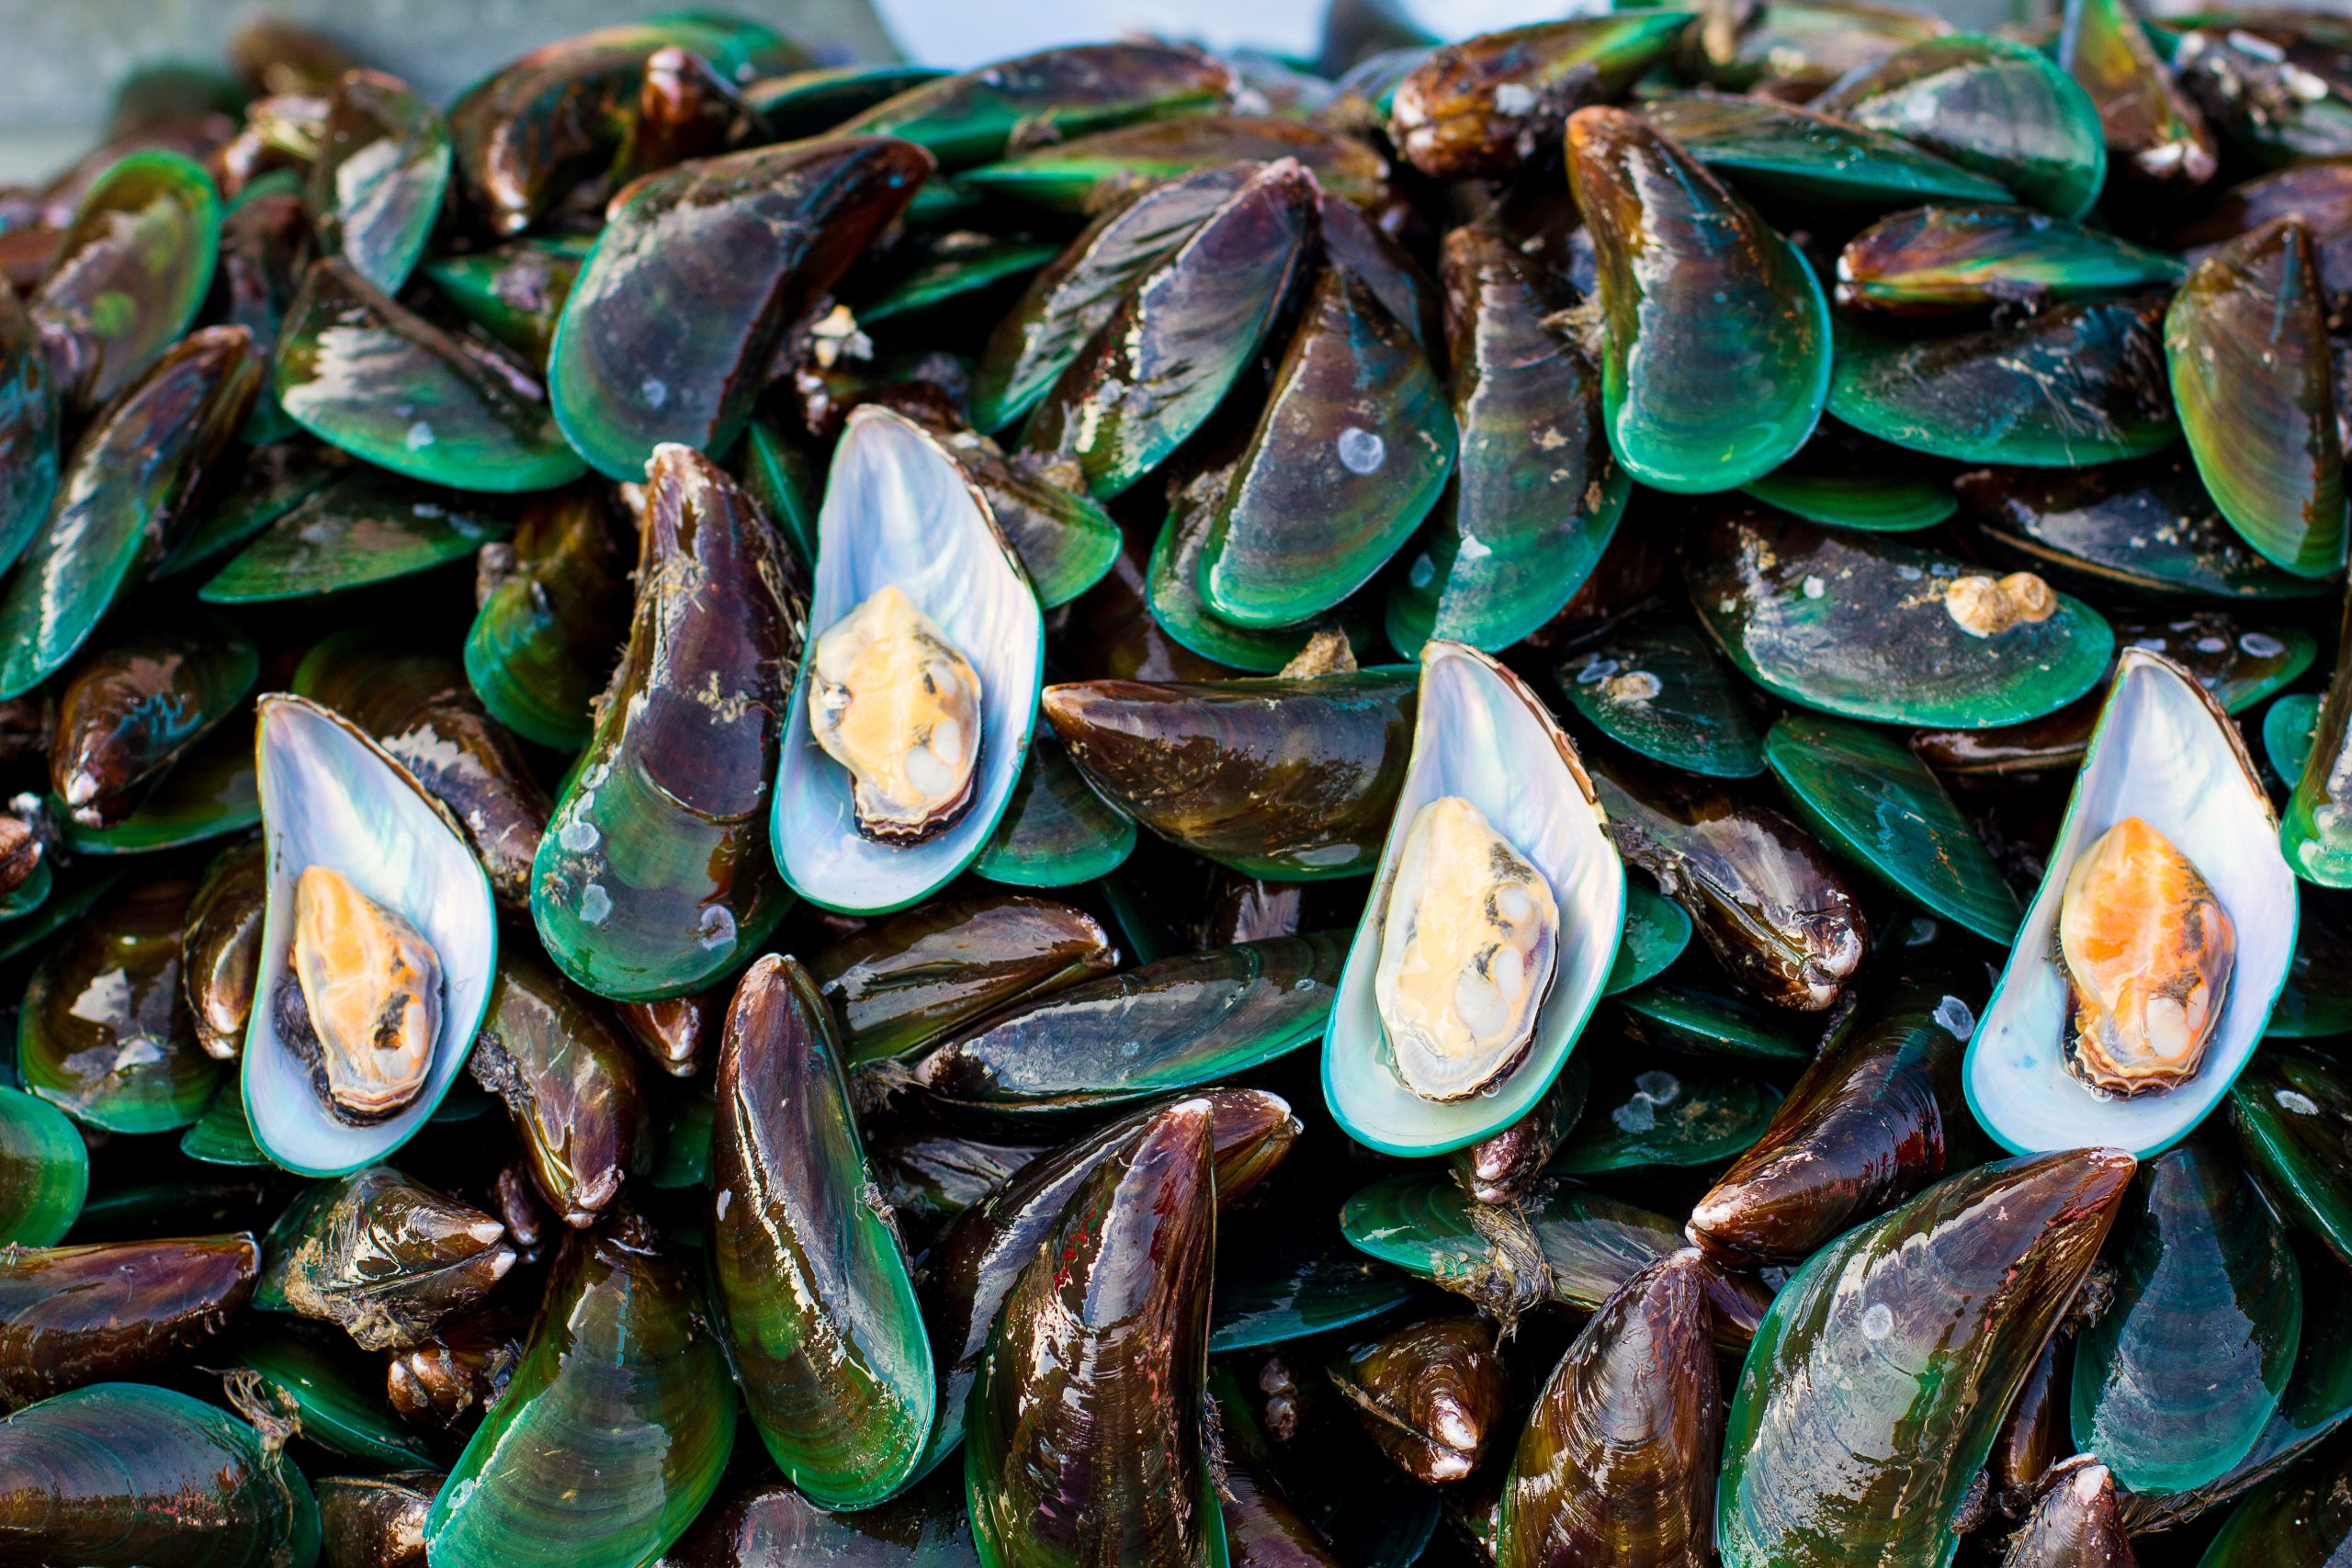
<box><xmin>424</xmin><ymin>1215</ymin><xmax>734</xmax><ymax>1568</ymax></box>
<box><xmin>1686</xmin><ymin>503</ymin><xmax>2114</xmax><ymax>729</ymax></box>
<box><xmin>1325</xmin><ymin>642</ymin><xmax>1624</xmax><ymax>1156</ymax></box>
<box><xmin>773</xmin><ymin>405</ymin><xmax>1044</xmax><ymax>916</ymax></box>
<box><xmin>712</xmin><ymin>955</ymin><xmax>932</xmax><ymax>1509</ymax></box>
<box><xmin>1717</xmin><ymin>1149</ymin><xmax>2135</xmax><ymax>1568</ymax></box>
<box><xmin>243</xmin><ymin>694</ymin><xmax>495</xmax><ymax>1176</ymax></box>
<box><xmin>549</xmin><ymin>135</ymin><xmax>930</xmax><ymax>481</ymax></box>
<box><xmin>1964</xmin><ymin>649</ymin><xmax>2297</xmax><ymax>1158</ymax></box>
<box><xmin>1812</xmin><ymin>33</ymin><xmax>2108</xmax><ymax>219</ymax></box>
<box><xmin>1566</xmin><ymin>106</ymin><xmax>1829</xmax><ymax>494</ymax></box>
<box><xmin>0</xmin><ymin>1381</ymin><xmax>321</xmax><ymax>1568</ymax></box>
<box><xmin>2071</xmin><ymin>1134</ymin><xmax>2301</xmax><ymax>1496</ymax></box>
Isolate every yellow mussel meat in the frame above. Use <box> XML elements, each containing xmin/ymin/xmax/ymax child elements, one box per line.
<box><xmin>2058</xmin><ymin>815</ymin><xmax>2234</xmax><ymax>1095</ymax></box>
<box><xmin>809</xmin><ymin>583</ymin><xmax>984</xmax><ymax>845</ymax></box>
<box><xmin>276</xmin><ymin>864</ymin><xmax>445</xmax><ymax>1122</ymax></box>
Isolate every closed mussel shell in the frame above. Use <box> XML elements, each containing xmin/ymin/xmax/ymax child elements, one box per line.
<box><xmin>1565</xmin><ymin>106</ymin><xmax>1829</xmax><ymax>494</ymax></box>
<box><xmin>31</xmin><ymin>150</ymin><xmax>221</xmax><ymax>410</ymax></box>
<box><xmin>318</xmin><ymin>1470</ymin><xmax>440</xmax><ymax>1568</ymax></box>
<box><xmin>961</xmin><ymin>116</ymin><xmax>1386</xmax><ymax>215</ymax></box>
<box><xmin>1641</xmin><ymin>90</ymin><xmax>2012</xmax><ymax>217</ymax></box>
<box><xmin>1555</xmin><ymin>607</ymin><xmax>1765</xmax><ymax>780</ymax></box>
<box><xmin>549</xmin><ymin>136</ymin><xmax>931</xmax><ymax>481</ymax></box>
<box><xmin>470</xmin><ymin>947</ymin><xmax>643</xmax><ymax>1227</ymax></box>
<box><xmin>1717</xmin><ymin>1150</ymin><xmax>2136</xmax><ymax>1568</ymax></box>
<box><xmin>1498</xmin><ymin>1250</ymin><xmax>1722</xmax><ymax>1568</ymax></box>
<box><xmin>0</xmin><ymin>1381</ymin><xmax>321</xmax><ymax>1568</ymax></box>
<box><xmin>663</xmin><ymin>1468</ymin><xmax>978</xmax><ymax>1568</ymax></box>
<box><xmin>2071</xmin><ymin>1135</ymin><xmax>2300</xmax><ymax>1496</ymax></box>
<box><xmin>2000</xmin><ymin>1455</ymin><xmax>2139</xmax><ymax>1568</ymax></box>
<box><xmin>974</xmin><ymin>731</ymin><xmax>1138</xmax><ymax>887</ymax></box>
<box><xmin>0</xmin><ymin>279</ymin><xmax>59</xmax><ymax>577</ymax></box>
<box><xmin>307</xmin><ymin>69</ymin><xmax>450</xmax><ymax>296</ymax></box>
<box><xmin>424</xmin><ymin>1214</ymin><xmax>734</xmax><ymax>1568</ymax></box>
<box><xmin>2232</xmin><ymin>1044</ymin><xmax>2352</xmax><ymax>1268</ymax></box>
<box><xmin>2059</xmin><ymin>0</ymin><xmax>2217</xmax><ymax>198</ymax></box>
<box><xmin>50</xmin><ymin>611</ymin><xmax>258</xmax><ymax>829</ymax></box>
<box><xmin>0</xmin><ymin>1234</ymin><xmax>258</xmax><ymax>1408</ymax></box>
<box><xmin>19</xmin><ymin>876</ymin><xmax>219</xmax><ymax>1134</ymax></box>
<box><xmin>256</xmin><ymin>1164</ymin><xmax>514</xmax><ymax>1350</ymax></box>
<box><xmin>0</xmin><ymin>1086</ymin><xmax>86</xmax><ymax>1246</ymax></box>
<box><xmin>532</xmin><ymin>446</ymin><xmax>796</xmax><ymax>1002</ymax></box>
<box><xmin>805</xmin><ymin>891</ymin><xmax>1116</xmax><ymax>1066</ymax></box>
<box><xmin>711</xmin><ymin>954</ymin><xmax>932</xmax><ymax>1509</ymax></box>
<box><xmin>1837</xmin><ymin>203</ymin><xmax>2184</xmax><ymax>316</ymax></box>
<box><xmin>462</xmin><ymin>479</ymin><xmax>633</xmax><ymax>752</ymax></box>
<box><xmin>964</xmin><ymin>1100</ymin><xmax>1218</xmax><ymax>1568</ymax></box>
<box><xmin>421</xmin><ymin>237</ymin><xmax>585</xmax><ymax>374</ymax></box>
<box><xmin>1045</xmin><ymin>667</ymin><xmax>1414</xmax><ymax>879</ymax></box>
<box><xmin>906</xmin><ymin>932</ymin><xmax>1342</xmax><ymax>1121</ymax></box>
<box><xmin>1326</xmin><ymin>1314</ymin><xmax>1504</xmax><ymax>1484</ymax></box>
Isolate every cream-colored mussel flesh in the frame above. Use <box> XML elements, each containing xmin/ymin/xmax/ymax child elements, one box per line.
<box><xmin>275</xmin><ymin>864</ymin><xmax>446</xmax><ymax>1123</ymax></box>
<box><xmin>810</xmin><ymin>584</ymin><xmax>985</xmax><ymax>845</ymax></box>
<box><xmin>2057</xmin><ymin>815</ymin><xmax>2236</xmax><ymax>1095</ymax></box>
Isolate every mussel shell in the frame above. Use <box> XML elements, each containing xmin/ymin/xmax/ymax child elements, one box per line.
<box><xmin>1195</xmin><ymin>266</ymin><xmax>1454</xmax><ymax>630</ymax></box>
<box><xmin>1207</xmin><ymin>1361</ymin><xmax>1345</xmax><ymax>1568</ymax></box>
<box><xmin>199</xmin><ymin>469</ymin><xmax>509</xmax><ymax>607</ymax></box>
<box><xmin>2060</xmin><ymin>0</ymin><xmax>2219</xmax><ymax>197</ymax></box>
<box><xmin>30</xmin><ymin>150</ymin><xmax>221</xmax><ymax>409</ymax></box>
<box><xmin>662</xmin><ymin>1468</ymin><xmax>978</xmax><ymax>1568</ymax></box>
<box><xmin>2230</xmin><ymin>1044</ymin><xmax>2352</xmax><ymax>1268</ymax></box>
<box><xmin>1386</xmin><ymin>225</ymin><xmax>1625</xmax><ymax>657</ymax></box>
<box><xmin>973</xmin><ymin>731</ymin><xmax>1137</xmax><ymax>887</ymax></box>
<box><xmin>2165</xmin><ymin>219</ymin><xmax>2346</xmax><ymax>580</ymax></box>
<box><xmin>964</xmin><ymin>1100</ymin><xmax>1219</xmax><ymax>1568</ymax></box>
<box><xmin>1765</xmin><ymin>712</ymin><xmax>2022</xmax><ymax>942</ymax></box>
<box><xmin>712</xmin><ymin>955</ymin><xmax>932</xmax><ymax>1509</ymax></box>
<box><xmin>290</xmin><ymin>626</ymin><xmax>548</xmax><ymax>909</ymax></box>
<box><xmin>421</xmin><ymin>237</ymin><xmax>584</xmax><ymax>373</ymax></box>
<box><xmin>1812</xmin><ymin>33</ymin><xmax>2109</xmax><ymax>219</ymax></box>
<box><xmin>1554</xmin><ymin>607</ymin><xmax>1765</xmax><ymax>780</ymax></box>
<box><xmin>1498</xmin><ymin>1250</ymin><xmax>1721</xmax><ymax>1568</ymax></box>
<box><xmin>2071</xmin><ymin>1135</ymin><xmax>2300</xmax><ymax>1495</ymax></box>
<box><xmin>0</xmin><ymin>1381</ymin><xmax>321</xmax><ymax>1568</ymax></box>
<box><xmin>1828</xmin><ymin>297</ymin><xmax>2179</xmax><ymax>468</ymax></box>
<box><xmin>1550</xmin><ymin>1056</ymin><xmax>1781</xmax><ymax>1174</ymax></box>
<box><xmin>0</xmin><ymin>279</ymin><xmax>58</xmax><ymax>578</ymax></box>
<box><xmin>308</xmin><ymin>69</ymin><xmax>450</xmax><ymax>297</ymax></box>
<box><xmin>1956</xmin><ymin>456</ymin><xmax>2331</xmax><ymax>602</ymax></box>
<box><xmin>1677</xmin><ymin>0</ymin><xmax>1950</xmax><ymax>97</ymax></box>
<box><xmin>1641</xmin><ymin>90</ymin><xmax>2013</xmax><ymax>216</ymax></box>
<box><xmin>1591</xmin><ymin>758</ymin><xmax>1871</xmax><ymax>1014</ymax></box>
<box><xmin>1685</xmin><ymin>502</ymin><xmax>2114</xmax><ymax>728</ymax></box>
<box><xmin>909</xmin><ymin>931</ymin><xmax>1342</xmax><ymax>1120</ymax></box>
<box><xmin>470</xmin><ymin>947</ymin><xmax>642</xmax><ymax>1227</ymax></box>
<box><xmin>50</xmin><ymin>612</ymin><xmax>258</xmax><ymax>829</ymax></box>
<box><xmin>1837</xmin><ymin>203</ymin><xmax>2184</xmax><ymax>315</ymax></box>
<box><xmin>223</xmin><ymin>1323</ymin><xmax>439</xmax><ymax>1468</ymax></box>
<box><xmin>384</xmin><ymin>1303</ymin><xmax>526</xmax><ymax>1438</ymax></box>
<box><xmin>1044</xmin><ymin>668</ymin><xmax>1414</xmax><ymax>879</ymax></box>
<box><xmin>19</xmin><ymin>876</ymin><xmax>219</xmax><ymax>1134</ymax></box>
<box><xmin>913</xmin><ymin>1088</ymin><xmax>1295</xmax><ymax>1477</ymax></box>
<box><xmin>550</xmin><ymin>136</ymin><xmax>928</xmax><ymax>483</ymax></box>
<box><xmin>2287</xmin><ymin>581</ymin><xmax>2352</xmax><ymax>886</ymax></box>
<box><xmin>0</xmin><ymin>325</ymin><xmax>259</xmax><ymax>700</ymax></box>
<box><xmin>771</xmin><ymin>406</ymin><xmax>1043</xmax><ymax>918</ymax></box>
<box><xmin>2001</xmin><ymin>1457</ymin><xmax>2139</xmax><ymax>1568</ymax></box>
<box><xmin>157</xmin><ymin>439</ymin><xmax>341</xmax><ymax>582</ymax></box>
<box><xmin>805</xmin><ymin>891</ymin><xmax>1116</xmax><ymax>1066</ymax></box>
<box><xmin>1450</xmin><ymin>1055</ymin><xmax>1591</xmax><ymax>1206</ymax></box>
<box><xmin>1020</xmin><ymin>157</ymin><xmax>1316</xmax><ymax>500</ymax></box>
<box><xmin>0</xmin><ymin>1085</ymin><xmax>86</xmax><ymax>1246</ymax></box>
<box><xmin>1212</xmin><ymin>1208</ymin><xmax>1418</xmax><ymax>1351</ymax></box>
<box><xmin>1738</xmin><ymin>425</ymin><xmax>1959</xmax><ymax>534</ymax></box>
<box><xmin>445</xmin><ymin>16</ymin><xmax>801</xmax><ymax>235</ymax></box>
<box><xmin>1964</xmin><ymin>649</ymin><xmax>2297</xmax><ymax>1158</ymax></box>
<box><xmin>832</xmin><ymin>41</ymin><xmax>1234</xmax><ymax>169</ymax></box>
<box><xmin>245</xmin><ymin>694</ymin><xmax>495</xmax><ymax>1174</ymax></box>
<box><xmin>1690</xmin><ymin>960</ymin><xmax>1980</xmax><ymax>1267</ymax></box>
<box><xmin>1386</xmin><ymin>13</ymin><xmax>1691</xmax><ymax>180</ymax></box>
<box><xmin>1565</xmin><ymin>106</ymin><xmax>1829</xmax><ymax>494</ymax></box>
<box><xmin>0</xmin><ymin>1235</ymin><xmax>258</xmax><ymax>1408</ymax></box>
<box><xmin>532</xmin><ymin>446</ymin><xmax>794</xmax><ymax>1002</ymax></box>
<box><xmin>424</xmin><ymin>1218</ymin><xmax>734</xmax><ymax>1568</ymax></box>
<box><xmin>273</xmin><ymin>258</ymin><xmax>582</xmax><ymax>493</ymax></box>
<box><xmin>1716</xmin><ymin>1150</ymin><xmax>2136</xmax><ymax>1568</ymax></box>
<box><xmin>64</xmin><ymin>713</ymin><xmax>259</xmax><ymax>856</ymax></box>
<box><xmin>462</xmin><ymin>480</ymin><xmax>633</xmax><ymax>752</ymax></box>
<box><xmin>1327</xmin><ymin>1314</ymin><xmax>1503</xmax><ymax>1484</ymax></box>
<box><xmin>969</xmin><ymin>162</ymin><xmax>1257</xmax><ymax>434</ymax></box>
<box><xmin>1325</xmin><ymin>641</ymin><xmax>1624</xmax><ymax>1156</ymax></box>
<box><xmin>317</xmin><ymin>1470</ymin><xmax>439</xmax><ymax>1568</ymax></box>
<box><xmin>1339</xmin><ymin>1172</ymin><xmax>1687</xmax><ymax>1328</ymax></box>
<box><xmin>2198</xmin><ymin>1436</ymin><xmax>2352</xmax><ymax>1566</ymax></box>
<box><xmin>256</xmin><ymin>1163</ymin><xmax>512</xmax><ymax>1350</ymax></box>
<box><xmin>180</xmin><ymin>1078</ymin><xmax>269</xmax><ymax>1166</ymax></box>
<box><xmin>1147</xmin><ymin>456</ymin><xmax>1365</xmax><ymax>675</ymax></box>
<box><xmin>961</xmin><ymin>115</ymin><xmax>1387</xmax><ymax>214</ymax></box>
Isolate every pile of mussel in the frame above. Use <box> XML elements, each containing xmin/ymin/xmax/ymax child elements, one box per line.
<box><xmin>9</xmin><ymin>1</ymin><xmax>2352</xmax><ymax>1565</ymax></box>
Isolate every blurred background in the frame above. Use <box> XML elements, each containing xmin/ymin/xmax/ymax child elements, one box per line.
<box><xmin>0</xmin><ymin>0</ymin><xmax>2167</xmax><ymax>180</ymax></box>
